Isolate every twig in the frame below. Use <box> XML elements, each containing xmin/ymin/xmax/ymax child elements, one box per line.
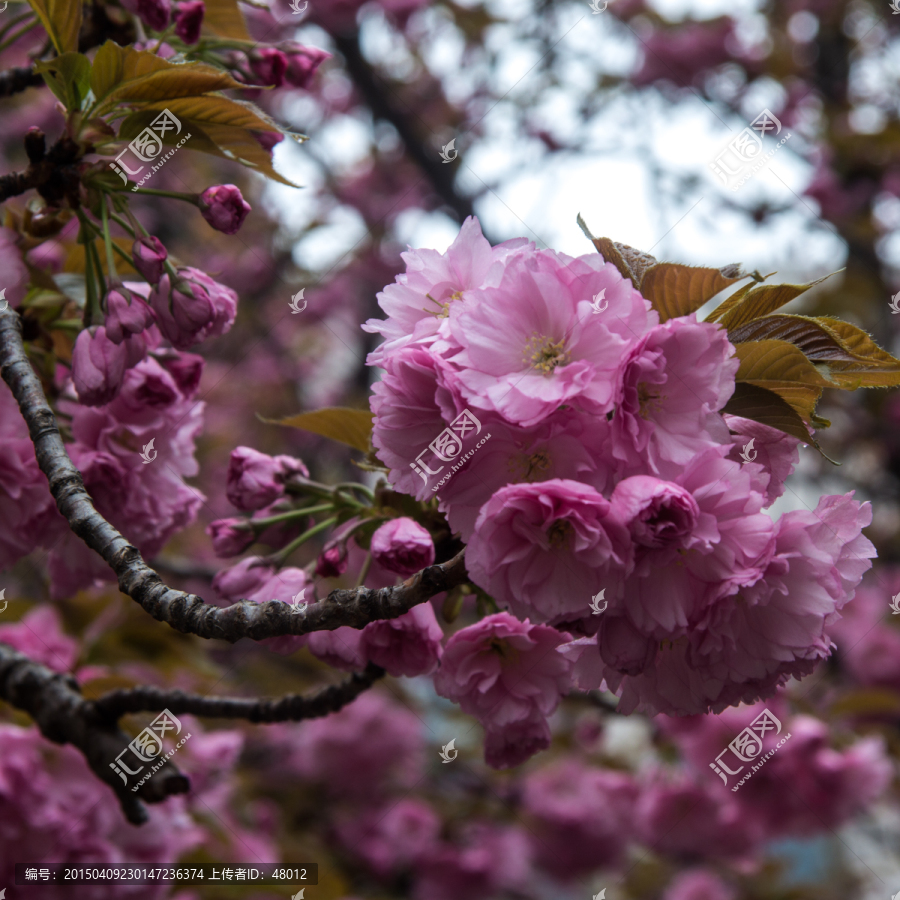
<box><xmin>0</xmin><ymin>307</ymin><xmax>469</xmax><ymax>642</ymax></box>
<box><xmin>0</xmin><ymin>643</ymin><xmax>189</xmax><ymax>825</ymax></box>
<box><xmin>90</xmin><ymin>663</ymin><xmax>385</xmax><ymax>721</ymax></box>
<box><xmin>0</xmin><ymin>65</ymin><xmax>43</xmax><ymax>98</ymax></box>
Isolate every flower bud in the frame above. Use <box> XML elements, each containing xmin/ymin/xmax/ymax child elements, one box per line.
<box><xmin>131</xmin><ymin>235</ymin><xmax>168</xmax><ymax>285</ymax></box>
<box><xmin>198</xmin><ymin>184</ymin><xmax>251</xmax><ymax>235</ymax></box>
<box><xmin>104</xmin><ymin>288</ymin><xmax>154</xmax><ymax>344</ymax></box>
<box><xmin>370</xmin><ymin>518</ymin><xmax>435</xmax><ymax>576</ymax></box>
<box><xmin>174</xmin><ymin>0</ymin><xmax>204</xmax><ymax>43</ymax></box>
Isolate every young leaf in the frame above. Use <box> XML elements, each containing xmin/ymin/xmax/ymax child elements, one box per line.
<box><xmin>639</xmin><ymin>262</ymin><xmax>746</xmax><ymax>323</ymax></box>
<box><xmin>91</xmin><ymin>43</ymin><xmax>245</xmax><ymax>104</ymax></box>
<box><xmin>203</xmin><ymin>0</ymin><xmax>251</xmax><ymax>40</ymax></box>
<box><xmin>728</xmin><ymin>314</ymin><xmax>865</xmax><ymax>361</ymax></box>
<box><xmin>35</xmin><ymin>53</ymin><xmax>91</xmax><ymax>111</ymax></box>
<box><xmin>717</xmin><ymin>274</ymin><xmax>836</xmax><ymax>331</ymax></box>
<box><xmin>720</xmin><ymin>382</ymin><xmax>814</xmax><ymax>444</ymax></box>
<box><xmin>813</xmin><ymin>317</ymin><xmax>900</xmax><ymax>388</ymax></box>
<box><xmin>27</xmin><ymin>0</ymin><xmax>81</xmax><ymax>54</ymax></box>
<box><xmin>591</xmin><ymin>238</ymin><xmax>658</xmax><ymax>289</ymax></box>
<box><xmin>260</xmin><ymin>408</ymin><xmax>375</xmax><ymax>453</ymax></box>
<box><xmin>735</xmin><ymin>338</ymin><xmax>835</xmax><ymax>424</ymax></box>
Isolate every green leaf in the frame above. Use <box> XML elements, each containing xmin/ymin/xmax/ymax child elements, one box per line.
<box><xmin>261</xmin><ymin>407</ymin><xmax>374</xmax><ymax>453</ymax></box>
<box><xmin>119</xmin><ymin>96</ymin><xmax>295</xmax><ymax>186</ymax></box>
<box><xmin>92</xmin><ymin>43</ymin><xmax>244</xmax><ymax>104</ymax></box>
<box><xmin>813</xmin><ymin>317</ymin><xmax>900</xmax><ymax>388</ymax></box>
<box><xmin>717</xmin><ymin>274</ymin><xmax>837</xmax><ymax>331</ymax></box>
<box><xmin>735</xmin><ymin>339</ymin><xmax>836</xmax><ymax>424</ymax></box>
<box><xmin>35</xmin><ymin>53</ymin><xmax>91</xmax><ymax>111</ymax></box>
<box><xmin>27</xmin><ymin>0</ymin><xmax>81</xmax><ymax>54</ymax></box>
<box><xmin>90</xmin><ymin>40</ymin><xmax>124</xmax><ymax>101</ymax></box>
<box><xmin>639</xmin><ymin>262</ymin><xmax>746</xmax><ymax>323</ymax></box>
<box><xmin>720</xmin><ymin>382</ymin><xmax>814</xmax><ymax>444</ymax></box>
<box><xmin>590</xmin><ymin>237</ymin><xmax>658</xmax><ymax>289</ymax></box>
<box><xmin>202</xmin><ymin>0</ymin><xmax>250</xmax><ymax>39</ymax></box>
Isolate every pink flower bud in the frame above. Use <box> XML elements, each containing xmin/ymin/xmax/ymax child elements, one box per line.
<box><xmin>174</xmin><ymin>0</ymin><xmax>204</xmax><ymax>43</ymax></box>
<box><xmin>315</xmin><ymin>544</ymin><xmax>349</xmax><ymax>578</ymax></box>
<box><xmin>207</xmin><ymin>518</ymin><xmax>255</xmax><ymax>557</ymax></box>
<box><xmin>226</xmin><ymin>446</ymin><xmax>309</xmax><ymax>511</ymax></box>
<box><xmin>71</xmin><ymin>326</ymin><xmax>129</xmax><ymax>406</ymax></box>
<box><xmin>249</xmin><ymin>48</ymin><xmax>288</xmax><ymax>87</ymax></box>
<box><xmin>283</xmin><ymin>43</ymin><xmax>330</xmax><ymax>89</ymax></box>
<box><xmin>103</xmin><ymin>288</ymin><xmax>154</xmax><ymax>344</ymax></box>
<box><xmin>370</xmin><ymin>518</ymin><xmax>435</xmax><ymax>576</ymax></box>
<box><xmin>136</xmin><ymin>0</ymin><xmax>170</xmax><ymax>31</ymax></box>
<box><xmin>131</xmin><ymin>235</ymin><xmax>168</xmax><ymax>284</ymax></box>
<box><xmin>149</xmin><ymin>268</ymin><xmax>237</xmax><ymax>349</ymax></box>
<box><xmin>198</xmin><ymin>184</ymin><xmax>251</xmax><ymax>235</ymax></box>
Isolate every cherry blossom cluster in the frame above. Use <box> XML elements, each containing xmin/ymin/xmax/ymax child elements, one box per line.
<box><xmin>367</xmin><ymin>217</ymin><xmax>876</xmax><ymax>740</ymax></box>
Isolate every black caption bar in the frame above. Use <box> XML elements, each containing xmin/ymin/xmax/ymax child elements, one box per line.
<box><xmin>15</xmin><ymin>864</ymin><xmax>318</xmax><ymax>885</ymax></box>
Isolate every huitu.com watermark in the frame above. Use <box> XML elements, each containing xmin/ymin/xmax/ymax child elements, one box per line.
<box><xmin>709</xmin><ymin>707</ymin><xmax>791</xmax><ymax>791</ymax></box>
<box><xmin>410</xmin><ymin>409</ymin><xmax>491</xmax><ymax>493</ymax></box>
<box><xmin>109</xmin><ymin>708</ymin><xmax>191</xmax><ymax>792</ymax></box>
<box><xmin>109</xmin><ymin>109</ymin><xmax>191</xmax><ymax>192</ymax></box>
<box><xmin>709</xmin><ymin>109</ymin><xmax>792</xmax><ymax>193</ymax></box>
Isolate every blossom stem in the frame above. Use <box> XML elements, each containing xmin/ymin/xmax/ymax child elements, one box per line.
<box><xmin>244</xmin><ymin>503</ymin><xmax>335</xmax><ymax>529</ymax></box>
<box><xmin>122</xmin><ymin>187</ymin><xmax>199</xmax><ymax>204</ymax></box>
<box><xmin>355</xmin><ymin>551</ymin><xmax>372</xmax><ymax>588</ymax></box>
<box><xmin>100</xmin><ymin>195</ymin><xmax>119</xmax><ymax>286</ymax></box>
<box><xmin>270</xmin><ymin>516</ymin><xmax>339</xmax><ymax>566</ymax></box>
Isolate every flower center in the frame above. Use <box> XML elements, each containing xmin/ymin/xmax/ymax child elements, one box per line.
<box><xmin>423</xmin><ymin>290</ymin><xmax>463</xmax><ymax>319</ymax></box>
<box><xmin>547</xmin><ymin>518</ymin><xmax>574</xmax><ymax>549</ymax></box>
<box><xmin>637</xmin><ymin>382</ymin><xmax>665</xmax><ymax>418</ymax></box>
<box><xmin>524</xmin><ymin>333</ymin><xmax>570</xmax><ymax>375</ymax></box>
<box><xmin>510</xmin><ymin>449</ymin><xmax>552</xmax><ymax>482</ymax></box>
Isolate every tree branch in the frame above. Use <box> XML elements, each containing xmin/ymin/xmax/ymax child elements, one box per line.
<box><xmin>0</xmin><ymin>642</ymin><xmax>189</xmax><ymax>825</ymax></box>
<box><xmin>331</xmin><ymin>31</ymin><xmax>477</xmax><ymax>227</ymax></box>
<box><xmin>0</xmin><ymin>65</ymin><xmax>44</xmax><ymax>98</ymax></box>
<box><xmin>90</xmin><ymin>662</ymin><xmax>385</xmax><ymax>722</ymax></box>
<box><xmin>0</xmin><ymin>307</ymin><xmax>469</xmax><ymax>641</ymax></box>
<box><xmin>0</xmin><ymin>129</ymin><xmax>82</xmax><ymax>205</ymax></box>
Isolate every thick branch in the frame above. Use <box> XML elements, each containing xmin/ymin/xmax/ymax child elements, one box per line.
<box><xmin>91</xmin><ymin>663</ymin><xmax>385</xmax><ymax>722</ymax></box>
<box><xmin>0</xmin><ymin>130</ymin><xmax>82</xmax><ymax>205</ymax></box>
<box><xmin>331</xmin><ymin>31</ymin><xmax>477</xmax><ymax>226</ymax></box>
<box><xmin>0</xmin><ymin>643</ymin><xmax>189</xmax><ymax>825</ymax></box>
<box><xmin>0</xmin><ymin>308</ymin><xmax>469</xmax><ymax>641</ymax></box>
<box><xmin>0</xmin><ymin>65</ymin><xmax>44</xmax><ymax>98</ymax></box>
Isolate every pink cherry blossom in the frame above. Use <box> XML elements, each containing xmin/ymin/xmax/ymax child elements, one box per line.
<box><xmin>173</xmin><ymin>0</ymin><xmax>203</xmax><ymax>43</ymax></box>
<box><xmin>724</xmin><ymin>413</ymin><xmax>802</xmax><ymax>505</ymax></box>
<box><xmin>361</xmin><ymin>603</ymin><xmax>443</xmax><ymax>676</ymax></box>
<box><xmin>335</xmin><ymin>799</ymin><xmax>440</xmax><ymax>877</ymax></box>
<box><xmin>447</xmin><ymin>249</ymin><xmax>657</xmax><ymax>427</ymax></box>
<box><xmin>662</xmin><ymin>870</ymin><xmax>736</xmax><ymax>900</ymax></box>
<box><xmin>522</xmin><ymin>759</ymin><xmax>639</xmax><ymax>877</ymax></box>
<box><xmin>104</xmin><ymin>288</ymin><xmax>155</xmax><ymax>344</ymax></box>
<box><xmin>131</xmin><ymin>235</ymin><xmax>168</xmax><ymax>284</ymax></box>
<box><xmin>433</xmin><ymin>613</ymin><xmax>572</xmax><ymax>766</ymax></box>
<box><xmin>608</xmin><ymin>317</ymin><xmax>738</xmax><ymax>479</ymax></box>
<box><xmin>465</xmin><ymin>480</ymin><xmax>632</xmax><ymax>624</ymax></box>
<box><xmin>71</xmin><ymin>326</ymin><xmax>133</xmax><ymax>406</ymax></box>
<box><xmin>0</xmin><ymin>606</ymin><xmax>79</xmax><ymax>672</ymax></box>
<box><xmin>370</xmin><ymin>517</ymin><xmax>435</xmax><ymax>576</ymax></box>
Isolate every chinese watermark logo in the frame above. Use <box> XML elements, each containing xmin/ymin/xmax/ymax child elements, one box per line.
<box><xmin>890</xmin><ymin>593</ymin><xmax>900</xmax><ymax>615</ymax></box>
<box><xmin>411</xmin><ymin>409</ymin><xmax>492</xmax><ymax>493</ymax></box>
<box><xmin>140</xmin><ymin>438</ymin><xmax>157</xmax><ymax>464</ymax></box>
<box><xmin>0</xmin><ymin>588</ymin><xmax>6</xmax><ymax>614</ymax></box>
<box><xmin>289</xmin><ymin>289</ymin><xmax>307</xmax><ymax>313</ymax></box>
<box><xmin>109</xmin><ymin>709</ymin><xmax>192</xmax><ymax>792</ymax></box>
<box><xmin>891</xmin><ymin>0</ymin><xmax>900</xmax><ymax>13</ymax></box>
<box><xmin>591</xmin><ymin>288</ymin><xmax>608</xmax><ymax>313</ymax></box>
<box><xmin>709</xmin><ymin>707</ymin><xmax>790</xmax><ymax>791</ymax></box>
<box><xmin>287</xmin><ymin>589</ymin><xmax>308</xmax><ymax>614</ymax></box>
<box><xmin>739</xmin><ymin>438</ymin><xmax>757</xmax><ymax>463</ymax></box>
<box><xmin>589</xmin><ymin>589</ymin><xmax>607</xmax><ymax>614</ymax></box>
<box><xmin>709</xmin><ymin>109</ymin><xmax>792</xmax><ymax>193</ymax></box>
<box><xmin>890</xmin><ymin>292</ymin><xmax>900</xmax><ymax>314</ymax></box>
<box><xmin>588</xmin><ymin>0</ymin><xmax>608</xmax><ymax>12</ymax></box>
<box><xmin>109</xmin><ymin>109</ymin><xmax>190</xmax><ymax>192</ymax></box>
<box><xmin>289</xmin><ymin>0</ymin><xmax>308</xmax><ymax>12</ymax></box>
<box><xmin>292</xmin><ymin>890</ymin><xmax>305</xmax><ymax>900</ymax></box>
<box><xmin>0</xmin><ymin>288</ymin><xmax>7</xmax><ymax>311</ymax></box>
<box><xmin>439</xmin><ymin>138</ymin><xmax>458</xmax><ymax>163</ymax></box>
<box><xmin>439</xmin><ymin>739</ymin><xmax>458</xmax><ymax>763</ymax></box>
<box><xmin>592</xmin><ymin>891</ymin><xmax>606</xmax><ymax>900</ymax></box>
